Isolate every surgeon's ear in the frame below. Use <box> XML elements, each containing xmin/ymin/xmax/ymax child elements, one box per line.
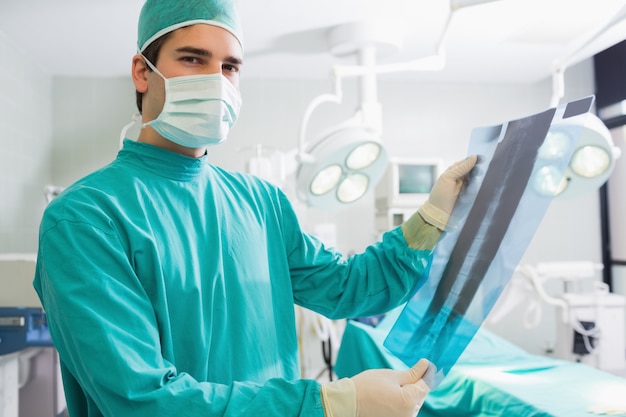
<box><xmin>132</xmin><ymin>54</ymin><xmax>149</xmax><ymax>93</ymax></box>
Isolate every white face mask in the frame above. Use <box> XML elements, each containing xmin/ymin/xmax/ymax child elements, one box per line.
<box><xmin>142</xmin><ymin>56</ymin><xmax>242</xmax><ymax>148</ymax></box>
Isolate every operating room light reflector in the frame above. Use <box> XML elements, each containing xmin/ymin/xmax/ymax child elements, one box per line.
<box><xmin>346</xmin><ymin>142</ymin><xmax>381</xmax><ymax>170</ymax></box>
<box><xmin>337</xmin><ymin>173</ymin><xmax>369</xmax><ymax>203</ymax></box>
<box><xmin>538</xmin><ymin>130</ymin><xmax>570</xmax><ymax>159</ymax></box>
<box><xmin>532</xmin><ymin>165</ymin><xmax>569</xmax><ymax>196</ymax></box>
<box><xmin>530</xmin><ymin>111</ymin><xmax>620</xmax><ymax>199</ymax></box>
<box><xmin>570</xmin><ymin>145</ymin><xmax>611</xmax><ymax>178</ymax></box>
<box><xmin>310</xmin><ymin>165</ymin><xmax>343</xmax><ymax>195</ymax></box>
<box><xmin>296</xmin><ymin>124</ymin><xmax>388</xmax><ymax>209</ymax></box>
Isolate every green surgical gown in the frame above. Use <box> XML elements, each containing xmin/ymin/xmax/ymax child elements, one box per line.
<box><xmin>33</xmin><ymin>140</ymin><xmax>433</xmax><ymax>417</ymax></box>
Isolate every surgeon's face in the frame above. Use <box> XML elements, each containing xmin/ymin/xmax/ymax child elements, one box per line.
<box><xmin>141</xmin><ymin>23</ymin><xmax>243</xmax><ymax>123</ymax></box>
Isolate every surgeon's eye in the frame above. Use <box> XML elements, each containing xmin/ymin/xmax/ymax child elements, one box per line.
<box><xmin>222</xmin><ymin>63</ymin><xmax>239</xmax><ymax>74</ymax></box>
<box><xmin>180</xmin><ymin>56</ymin><xmax>202</xmax><ymax>65</ymax></box>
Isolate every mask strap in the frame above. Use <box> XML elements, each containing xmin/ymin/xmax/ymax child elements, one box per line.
<box><xmin>120</xmin><ymin>55</ymin><xmax>165</xmax><ymax>148</ymax></box>
<box><xmin>141</xmin><ymin>55</ymin><xmax>166</xmax><ymax>80</ymax></box>
<box><xmin>119</xmin><ymin>113</ymin><xmax>142</xmax><ymax>148</ymax></box>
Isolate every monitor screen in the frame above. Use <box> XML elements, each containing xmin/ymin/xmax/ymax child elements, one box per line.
<box><xmin>397</xmin><ymin>164</ymin><xmax>436</xmax><ymax>194</ymax></box>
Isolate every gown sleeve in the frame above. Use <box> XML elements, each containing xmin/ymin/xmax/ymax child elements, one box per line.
<box><xmin>278</xmin><ymin>192</ymin><xmax>436</xmax><ymax>320</ymax></box>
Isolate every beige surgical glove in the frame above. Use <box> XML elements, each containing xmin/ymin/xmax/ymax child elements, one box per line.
<box><xmin>402</xmin><ymin>155</ymin><xmax>477</xmax><ymax>240</ymax></box>
<box><xmin>321</xmin><ymin>359</ymin><xmax>432</xmax><ymax>417</ymax></box>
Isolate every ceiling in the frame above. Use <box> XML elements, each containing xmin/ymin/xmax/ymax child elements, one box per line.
<box><xmin>2</xmin><ymin>0</ymin><xmax>626</xmax><ymax>84</ymax></box>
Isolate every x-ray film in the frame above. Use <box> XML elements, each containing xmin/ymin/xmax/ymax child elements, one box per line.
<box><xmin>383</xmin><ymin>96</ymin><xmax>596</xmax><ymax>388</ymax></box>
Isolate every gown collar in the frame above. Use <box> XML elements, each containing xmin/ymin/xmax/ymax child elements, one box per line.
<box><xmin>118</xmin><ymin>139</ymin><xmax>208</xmax><ymax>180</ymax></box>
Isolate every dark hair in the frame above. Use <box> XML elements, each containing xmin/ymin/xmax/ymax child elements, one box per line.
<box><xmin>135</xmin><ymin>32</ymin><xmax>174</xmax><ymax>113</ymax></box>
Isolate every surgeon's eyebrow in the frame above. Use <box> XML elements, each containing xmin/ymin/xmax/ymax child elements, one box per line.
<box><xmin>175</xmin><ymin>46</ymin><xmax>243</xmax><ymax>66</ymax></box>
<box><xmin>226</xmin><ymin>55</ymin><xmax>244</xmax><ymax>67</ymax></box>
<box><xmin>176</xmin><ymin>46</ymin><xmax>211</xmax><ymax>57</ymax></box>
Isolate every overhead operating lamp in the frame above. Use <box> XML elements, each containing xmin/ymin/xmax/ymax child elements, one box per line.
<box><xmin>295</xmin><ymin>0</ymin><xmax>504</xmax><ymax>209</ymax></box>
<box><xmin>531</xmin><ymin>3</ymin><xmax>626</xmax><ymax>198</ymax></box>
<box><xmin>533</xmin><ymin>111</ymin><xmax>621</xmax><ymax>198</ymax></box>
<box><xmin>295</xmin><ymin>22</ymin><xmax>397</xmax><ymax>209</ymax></box>
<box><xmin>296</xmin><ymin>114</ymin><xmax>389</xmax><ymax>207</ymax></box>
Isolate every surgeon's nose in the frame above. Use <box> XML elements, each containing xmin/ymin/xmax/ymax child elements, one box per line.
<box><xmin>206</xmin><ymin>61</ymin><xmax>223</xmax><ymax>75</ymax></box>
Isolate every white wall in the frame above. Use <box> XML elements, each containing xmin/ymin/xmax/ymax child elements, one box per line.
<box><xmin>51</xmin><ymin>77</ymin><xmax>137</xmax><ymax>187</ymax></box>
<box><xmin>0</xmin><ymin>31</ymin><xmax>52</xmax><ymax>253</ymax></box>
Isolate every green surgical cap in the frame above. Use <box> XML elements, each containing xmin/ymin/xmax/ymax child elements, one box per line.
<box><xmin>137</xmin><ymin>0</ymin><xmax>243</xmax><ymax>52</ymax></box>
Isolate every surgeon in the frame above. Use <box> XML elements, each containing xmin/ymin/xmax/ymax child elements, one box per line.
<box><xmin>33</xmin><ymin>1</ymin><xmax>476</xmax><ymax>416</ymax></box>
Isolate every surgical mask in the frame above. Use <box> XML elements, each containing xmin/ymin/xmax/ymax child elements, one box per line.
<box><xmin>142</xmin><ymin>56</ymin><xmax>242</xmax><ymax>148</ymax></box>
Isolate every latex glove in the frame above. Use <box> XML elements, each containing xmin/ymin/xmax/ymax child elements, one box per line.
<box><xmin>321</xmin><ymin>359</ymin><xmax>432</xmax><ymax>417</ymax></box>
<box><xmin>418</xmin><ymin>155</ymin><xmax>477</xmax><ymax>230</ymax></box>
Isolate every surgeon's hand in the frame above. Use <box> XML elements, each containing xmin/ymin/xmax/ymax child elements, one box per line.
<box><xmin>321</xmin><ymin>359</ymin><xmax>432</xmax><ymax>417</ymax></box>
<box><xmin>418</xmin><ymin>155</ymin><xmax>477</xmax><ymax>230</ymax></box>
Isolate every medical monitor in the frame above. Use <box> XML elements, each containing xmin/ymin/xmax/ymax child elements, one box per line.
<box><xmin>375</xmin><ymin>158</ymin><xmax>443</xmax><ymax>211</ymax></box>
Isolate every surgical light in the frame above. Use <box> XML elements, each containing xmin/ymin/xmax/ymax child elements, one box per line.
<box><xmin>337</xmin><ymin>173</ymin><xmax>369</xmax><ymax>203</ymax></box>
<box><xmin>295</xmin><ymin>0</ymin><xmax>505</xmax><ymax>209</ymax></box>
<box><xmin>531</xmin><ymin>113</ymin><xmax>621</xmax><ymax>198</ymax></box>
<box><xmin>295</xmin><ymin>21</ymin><xmax>398</xmax><ymax>209</ymax></box>
<box><xmin>536</xmin><ymin>0</ymin><xmax>626</xmax><ymax>198</ymax></box>
<box><xmin>346</xmin><ymin>142</ymin><xmax>381</xmax><ymax>170</ymax></box>
<box><xmin>296</xmin><ymin>123</ymin><xmax>388</xmax><ymax>208</ymax></box>
<box><xmin>334</xmin><ymin>142</ymin><xmax>383</xmax><ymax>203</ymax></box>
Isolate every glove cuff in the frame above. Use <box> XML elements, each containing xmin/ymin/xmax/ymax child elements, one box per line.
<box><xmin>401</xmin><ymin>210</ymin><xmax>442</xmax><ymax>250</ymax></box>
<box><xmin>321</xmin><ymin>378</ymin><xmax>357</xmax><ymax>417</ymax></box>
<box><xmin>418</xmin><ymin>202</ymin><xmax>449</xmax><ymax>231</ymax></box>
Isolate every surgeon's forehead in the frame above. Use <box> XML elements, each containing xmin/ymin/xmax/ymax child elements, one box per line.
<box><xmin>162</xmin><ymin>24</ymin><xmax>242</xmax><ymax>58</ymax></box>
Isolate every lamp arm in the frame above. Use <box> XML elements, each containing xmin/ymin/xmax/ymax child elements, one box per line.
<box><xmin>550</xmin><ymin>67</ymin><xmax>565</xmax><ymax>108</ymax></box>
<box><xmin>550</xmin><ymin>3</ymin><xmax>626</xmax><ymax>106</ymax></box>
<box><xmin>298</xmin><ymin>73</ymin><xmax>343</xmax><ymax>163</ymax></box>
<box><xmin>559</xmin><ymin>3</ymin><xmax>626</xmax><ymax>70</ymax></box>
